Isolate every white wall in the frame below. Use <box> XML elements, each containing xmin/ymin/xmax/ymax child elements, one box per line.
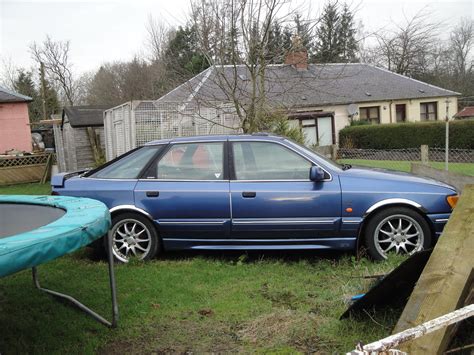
<box><xmin>295</xmin><ymin>96</ymin><xmax>458</xmax><ymax>144</ymax></box>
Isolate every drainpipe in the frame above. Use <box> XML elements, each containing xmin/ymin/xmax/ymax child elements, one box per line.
<box><xmin>389</xmin><ymin>101</ymin><xmax>393</xmax><ymax>123</ymax></box>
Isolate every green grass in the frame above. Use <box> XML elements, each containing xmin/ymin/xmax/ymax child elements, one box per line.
<box><xmin>0</xmin><ymin>182</ymin><xmax>51</xmax><ymax>195</ymax></box>
<box><xmin>338</xmin><ymin>159</ymin><xmax>474</xmax><ymax>176</ymax></box>
<box><xmin>0</xmin><ymin>251</ymin><xmax>405</xmax><ymax>354</ymax></box>
<box><xmin>0</xmin><ymin>183</ymin><xmax>406</xmax><ymax>354</ymax></box>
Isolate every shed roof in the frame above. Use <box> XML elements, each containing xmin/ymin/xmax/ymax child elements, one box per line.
<box><xmin>0</xmin><ymin>86</ymin><xmax>33</xmax><ymax>103</ymax></box>
<box><xmin>62</xmin><ymin>105</ymin><xmax>110</xmax><ymax>127</ymax></box>
<box><xmin>454</xmin><ymin>106</ymin><xmax>474</xmax><ymax>118</ymax></box>
<box><xmin>156</xmin><ymin>63</ymin><xmax>459</xmax><ymax>109</ymax></box>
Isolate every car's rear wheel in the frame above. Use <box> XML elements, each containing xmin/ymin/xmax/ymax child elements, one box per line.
<box><xmin>110</xmin><ymin>213</ymin><xmax>160</xmax><ymax>262</ymax></box>
<box><xmin>364</xmin><ymin>207</ymin><xmax>431</xmax><ymax>260</ymax></box>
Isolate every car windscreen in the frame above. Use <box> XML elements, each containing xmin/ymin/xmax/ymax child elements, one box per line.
<box><xmin>90</xmin><ymin>146</ymin><xmax>163</xmax><ymax>179</ymax></box>
<box><xmin>284</xmin><ymin>139</ymin><xmax>343</xmax><ymax>171</ymax></box>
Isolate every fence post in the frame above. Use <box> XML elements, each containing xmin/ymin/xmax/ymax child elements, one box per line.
<box><xmin>421</xmin><ymin>145</ymin><xmax>429</xmax><ymax>166</ymax></box>
<box><xmin>445</xmin><ymin>99</ymin><xmax>450</xmax><ymax>171</ymax></box>
<box><xmin>332</xmin><ymin>145</ymin><xmax>339</xmax><ymax>161</ymax></box>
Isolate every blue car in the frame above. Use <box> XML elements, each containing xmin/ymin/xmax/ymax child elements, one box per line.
<box><xmin>51</xmin><ymin>134</ymin><xmax>458</xmax><ymax>262</ymax></box>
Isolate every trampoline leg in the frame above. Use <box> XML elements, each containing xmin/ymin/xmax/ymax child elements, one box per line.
<box><xmin>32</xmin><ymin>231</ymin><xmax>119</xmax><ymax>328</ymax></box>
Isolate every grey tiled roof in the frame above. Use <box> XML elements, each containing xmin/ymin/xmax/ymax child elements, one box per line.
<box><xmin>63</xmin><ymin>105</ymin><xmax>111</xmax><ymax>127</ymax></box>
<box><xmin>156</xmin><ymin>63</ymin><xmax>459</xmax><ymax>108</ymax></box>
<box><xmin>0</xmin><ymin>86</ymin><xmax>33</xmax><ymax>103</ymax></box>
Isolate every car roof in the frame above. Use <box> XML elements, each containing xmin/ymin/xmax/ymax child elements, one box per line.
<box><xmin>144</xmin><ymin>133</ymin><xmax>285</xmax><ymax>146</ymax></box>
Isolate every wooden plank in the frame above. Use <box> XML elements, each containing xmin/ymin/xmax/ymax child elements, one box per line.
<box><xmin>349</xmin><ymin>305</ymin><xmax>474</xmax><ymax>354</ymax></box>
<box><xmin>393</xmin><ymin>185</ymin><xmax>474</xmax><ymax>354</ymax></box>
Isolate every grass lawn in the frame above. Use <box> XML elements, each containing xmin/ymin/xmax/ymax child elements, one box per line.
<box><xmin>0</xmin><ymin>251</ymin><xmax>404</xmax><ymax>354</ymax></box>
<box><xmin>338</xmin><ymin>159</ymin><xmax>474</xmax><ymax>176</ymax></box>
<box><xmin>0</xmin><ymin>182</ymin><xmax>51</xmax><ymax>195</ymax></box>
<box><xmin>0</xmin><ymin>183</ymin><xmax>405</xmax><ymax>353</ymax></box>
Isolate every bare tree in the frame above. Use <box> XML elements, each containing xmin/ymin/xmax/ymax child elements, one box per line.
<box><xmin>30</xmin><ymin>36</ymin><xmax>77</xmax><ymax>105</ymax></box>
<box><xmin>449</xmin><ymin>18</ymin><xmax>474</xmax><ymax>76</ymax></box>
<box><xmin>186</xmin><ymin>0</ymin><xmax>303</xmax><ymax>132</ymax></box>
<box><xmin>0</xmin><ymin>56</ymin><xmax>19</xmax><ymax>89</ymax></box>
<box><xmin>372</xmin><ymin>10</ymin><xmax>440</xmax><ymax>76</ymax></box>
<box><xmin>145</xmin><ymin>15</ymin><xmax>174</xmax><ymax>63</ymax></box>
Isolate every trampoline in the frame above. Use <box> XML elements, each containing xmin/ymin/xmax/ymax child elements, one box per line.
<box><xmin>0</xmin><ymin>195</ymin><xmax>118</xmax><ymax>327</ymax></box>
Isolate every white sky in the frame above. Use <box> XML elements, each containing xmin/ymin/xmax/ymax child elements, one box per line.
<box><xmin>1</xmin><ymin>0</ymin><xmax>473</xmax><ymax>75</ymax></box>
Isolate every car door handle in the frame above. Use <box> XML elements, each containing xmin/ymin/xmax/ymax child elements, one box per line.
<box><xmin>242</xmin><ymin>191</ymin><xmax>256</xmax><ymax>198</ymax></box>
<box><xmin>146</xmin><ymin>191</ymin><xmax>160</xmax><ymax>197</ymax></box>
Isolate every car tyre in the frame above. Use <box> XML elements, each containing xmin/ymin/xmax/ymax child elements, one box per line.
<box><xmin>364</xmin><ymin>207</ymin><xmax>431</xmax><ymax>260</ymax></box>
<box><xmin>108</xmin><ymin>212</ymin><xmax>160</xmax><ymax>263</ymax></box>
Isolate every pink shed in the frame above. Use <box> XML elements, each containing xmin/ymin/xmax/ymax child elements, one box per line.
<box><xmin>0</xmin><ymin>86</ymin><xmax>33</xmax><ymax>154</ymax></box>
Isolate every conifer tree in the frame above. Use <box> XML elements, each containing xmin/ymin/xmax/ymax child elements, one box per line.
<box><xmin>338</xmin><ymin>3</ymin><xmax>358</xmax><ymax>62</ymax></box>
<box><xmin>314</xmin><ymin>2</ymin><xmax>359</xmax><ymax>63</ymax></box>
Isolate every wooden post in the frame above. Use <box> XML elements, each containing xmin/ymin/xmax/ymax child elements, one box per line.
<box><xmin>393</xmin><ymin>185</ymin><xmax>474</xmax><ymax>354</ymax></box>
<box><xmin>39</xmin><ymin>153</ymin><xmax>52</xmax><ymax>184</ymax></box>
<box><xmin>86</xmin><ymin>127</ymin><xmax>104</xmax><ymax>166</ymax></box>
<box><xmin>420</xmin><ymin>145</ymin><xmax>429</xmax><ymax>165</ymax></box>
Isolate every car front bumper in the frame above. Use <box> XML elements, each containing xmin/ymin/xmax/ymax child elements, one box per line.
<box><xmin>427</xmin><ymin>213</ymin><xmax>452</xmax><ymax>238</ymax></box>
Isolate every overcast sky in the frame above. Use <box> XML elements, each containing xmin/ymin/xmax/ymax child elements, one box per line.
<box><xmin>1</xmin><ymin>0</ymin><xmax>473</xmax><ymax>75</ymax></box>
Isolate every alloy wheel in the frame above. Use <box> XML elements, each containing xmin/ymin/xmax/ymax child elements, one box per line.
<box><xmin>111</xmin><ymin>218</ymin><xmax>152</xmax><ymax>262</ymax></box>
<box><xmin>374</xmin><ymin>214</ymin><xmax>424</xmax><ymax>258</ymax></box>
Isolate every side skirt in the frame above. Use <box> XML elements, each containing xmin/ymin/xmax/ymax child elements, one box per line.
<box><xmin>162</xmin><ymin>237</ymin><xmax>357</xmax><ymax>251</ymax></box>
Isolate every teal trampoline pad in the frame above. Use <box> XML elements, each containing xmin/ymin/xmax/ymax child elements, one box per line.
<box><xmin>0</xmin><ymin>195</ymin><xmax>111</xmax><ymax>278</ymax></box>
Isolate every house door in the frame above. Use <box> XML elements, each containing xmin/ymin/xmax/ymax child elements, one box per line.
<box><xmin>300</xmin><ymin>116</ymin><xmax>334</xmax><ymax>147</ymax></box>
<box><xmin>396</xmin><ymin>104</ymin><xmax>406</xmax><ymax>122</ymax></box>
<box><xmin>317</xmin><ymin>117</ymin><xmax>333</xmax><ymax>146</ymax></box>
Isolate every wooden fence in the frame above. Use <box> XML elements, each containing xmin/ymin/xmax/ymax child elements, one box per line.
<box><xmin>0</xmin><ymin>154</ymin><xmax>54</xmax><ymax>186</ymax></box>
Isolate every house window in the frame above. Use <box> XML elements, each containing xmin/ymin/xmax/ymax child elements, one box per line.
<box><xmin>359</xmin><ymin>106</ymin><xmax>380</xmax><ymax>124</ymax></box>
<box><xmin>420</xmin><ymin>102</ymin><xmax>437</xmax><ymax>121</ymax></box>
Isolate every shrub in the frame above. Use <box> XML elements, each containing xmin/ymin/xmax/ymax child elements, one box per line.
<box><xmin>339</xmin><ymin>120</ymin><xmax>474</xmax><ymax>149</ymax></box>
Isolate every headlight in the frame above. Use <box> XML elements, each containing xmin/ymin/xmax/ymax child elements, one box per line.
<box><xmin>446</xmin><ymin>194</ymin><xmax>459</xmax><ymax>209</ymax></box>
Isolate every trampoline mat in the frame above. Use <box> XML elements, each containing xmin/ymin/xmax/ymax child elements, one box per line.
<box><xmin>0</xmin><ymin>203</ymin><xmax>66</xmax><ymax>239</ymax></box>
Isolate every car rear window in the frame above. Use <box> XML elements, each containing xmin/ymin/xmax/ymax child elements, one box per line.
<box><xmin>90</xmin><ymin>146</ymin><xmax>162</xmax><ymax>179</ymax></box>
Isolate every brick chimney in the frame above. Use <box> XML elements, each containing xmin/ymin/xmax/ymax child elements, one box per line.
<box><xmin>285</xmin><ymin>34</ymin><xmax>308</xmax><ymax>70</ymax></box>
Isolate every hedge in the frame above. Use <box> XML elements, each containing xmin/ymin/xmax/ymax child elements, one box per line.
<box><xmin>339</xmin><ymin>120</ymin><xmax>474</xmax><ymax>149</ymax></box>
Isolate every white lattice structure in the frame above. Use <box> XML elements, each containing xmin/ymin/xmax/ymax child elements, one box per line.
<box><xmin>104</xmin><ymin>100</ymin><xmax>240</xmax><ymax>160</ymax></box>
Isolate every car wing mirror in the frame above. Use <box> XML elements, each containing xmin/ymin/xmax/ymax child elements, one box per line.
<box><xmin>310</xmin><ymin>166</ymin><xmax>325</xmax><ymax>182</ymax></box>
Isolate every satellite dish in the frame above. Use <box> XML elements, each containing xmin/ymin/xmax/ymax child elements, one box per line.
<box><xmin>347</xmin><ymin>103</ymin><xmax>358</xmax><ymax>116</ymax></box>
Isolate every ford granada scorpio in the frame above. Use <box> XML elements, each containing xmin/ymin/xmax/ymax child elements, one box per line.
<box><xmin>51</xmin><ymin>134</ymin><xmax>458</xmax><ymax>262</ymax></box>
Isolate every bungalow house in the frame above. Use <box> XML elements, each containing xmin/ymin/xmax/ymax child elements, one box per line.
<box><xmin>154</xmin><ymin>45</ymin><xmax>459</xmax><ymax>147</ymax></box>
<box><xmin>0</xmin><ymin>86</ymin><xmax>33</xmax><ymax>154</ymax></box>
<box><xmin>454</xmin><ymin>106</ymin><xmax>474</xmax><ymax>120</ymax></box>
<box><xmin>53</xmin><ymin>105</ymin><xmax>109</xmax><ymax>172</ymax></box>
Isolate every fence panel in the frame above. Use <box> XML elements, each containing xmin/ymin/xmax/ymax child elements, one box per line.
<box><xmin>337</xmin><ymin>147</ymin><xmax>474</xmax><ymax>176</ymax></box>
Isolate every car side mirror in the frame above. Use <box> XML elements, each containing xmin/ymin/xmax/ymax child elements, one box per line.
<box><xmin>310</xmin><ymin>166</ymin><xmax>325</xmax><ymax>182</ymax></box>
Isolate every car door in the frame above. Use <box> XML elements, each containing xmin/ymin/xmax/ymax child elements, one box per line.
<box><xmin>229</xmin><ymin>140</ymin><xmax>341</xmax><ymax>239</ymax></box>
<box><xmin>134</xmin><ymin>141</ymin><xmax>231</xmax><ymax>243</ymax></box>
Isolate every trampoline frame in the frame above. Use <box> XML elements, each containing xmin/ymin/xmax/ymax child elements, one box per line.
<box><xmin>31</xmin><ymin>231</ymin><xmax>118</xmax><ymax>328</ymax></box>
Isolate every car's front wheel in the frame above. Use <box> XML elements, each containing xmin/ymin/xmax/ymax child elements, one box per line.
<box><xmin>110</xmin><ymin>213</ymin><xmax>160</xmax><ymax>262</ymax></box>
<box><xmin>364</xmin><ymin>207</ymin><xmax>431</xmax><ymax>260</ymax></box>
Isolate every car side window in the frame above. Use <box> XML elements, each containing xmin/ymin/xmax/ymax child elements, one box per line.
<box><xmin>233</xmin><ymin>142</ymin><xmax>312</xmax><ymax>180</ymax></box>
<box><xmin>91</xmin><ymin>146</ymin><xmax>161</xmax><ymax>179</ymax></box>
<box><xmin>157</xmin><ymin>142</ymin><xmax>224</xmax><ymax>180</ymax></box>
